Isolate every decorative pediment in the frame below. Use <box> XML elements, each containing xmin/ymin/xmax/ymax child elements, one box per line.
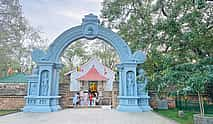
<box><xmin>82</xmin><ymin>14</ymin><xmax>100</xmax><ymax>39</ymax></box>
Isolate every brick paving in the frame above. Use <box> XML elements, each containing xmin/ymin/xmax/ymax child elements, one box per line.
<box><xmin>0</xmin><ymin>108</ymin><xmax>178</xmax><ymax>124</ymax></box>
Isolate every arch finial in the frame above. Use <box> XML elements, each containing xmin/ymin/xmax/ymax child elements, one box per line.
<box><xmin>82</xmin><ymin>13</ymin><xmax>100</xmax><ymax>39</ymax></box>
<box><xmin>82</xmin><ymin>13</ymin><xmax>100</xmax><ymax>24</ymax></box>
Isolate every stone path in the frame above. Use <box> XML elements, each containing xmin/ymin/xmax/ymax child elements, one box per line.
<box><xmin>0</xmin><ymin>108</ymin><xmax>178</xmax><ymax>124</ymax></box>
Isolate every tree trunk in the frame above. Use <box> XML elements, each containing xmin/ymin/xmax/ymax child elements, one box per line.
<box><xmin>201</xmin><ymin>95</ymin><xmax>205</xmax><ymax>117</ymax></box>
<box><xmin>198</xmin><ymin>92</ymin><xmax>204</xmax><ymax>117</ymax></box>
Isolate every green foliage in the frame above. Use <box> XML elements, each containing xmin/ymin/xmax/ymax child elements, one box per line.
<box><xmin>101</xmin><ymin>0</ymin><xmax>213</xmax><ymax>92</ymax></box>
<box><xmin>0</xmin><ymin>1</ymin><xmax>48</xmax><ymax>76</ymax></box>
<box><xmin>0</xmin><ymin>110</ymin><xmax>17</xmax><ymax>116</ymax></box>
<box><xmin>92</xmin><ymin>40</ymin><xmax>119</xmax><ymax>69</ymax></box>
<box><xmin>152</xmin><ymin>57</ymin><xmax>213</xmax><ymax>97</ymax></box>
<box><xmin>62</xmin><ymin>40</ymin><xmax>89</xmax><ymax>69</ymax></box>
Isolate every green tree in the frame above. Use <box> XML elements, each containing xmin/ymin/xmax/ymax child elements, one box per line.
<box><xmin>0</xmin><ymin>0</ymin><xmax>26</xmax><ymax>76</ymax></box>
<box><xmin>62</xmin><ymin>39</ymin><xmax>119</xmax><ymax>70</ymax></box>
<box><xmin>155</xmin><ymin>57</ymin><xmax>213</xmax><ymax>116</ymax></box>
<box><xmin>0</xmin><ymin>0</ymin><xmax>48</xmax><ymax>76</ymax></box>
<box><xmin>91</xmin><ymin>40</ymin><xmax>119</xmax><ymax>70</ymax></box>
<box><xmin>62</xmin><ymin>40</ymin><xmax>89</xmax><ymax>69</ymax></box>
<box><xmin>101</xmin><ymin>0</ymin><xmax>155</xmax><ymax>52</ymax></box>
<box><xmin>101</xmin><ymin>0</ymin><xmax>213</xmax><ymax>90</ymax></box>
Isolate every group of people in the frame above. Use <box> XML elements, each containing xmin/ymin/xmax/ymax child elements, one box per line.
<box><xmin>72</xmin><ymin>91</ymin><xmax>100</xmax><ymax>107</ymax></box>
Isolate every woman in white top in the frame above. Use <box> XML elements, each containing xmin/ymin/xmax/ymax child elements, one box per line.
<box><xmin>73</xmin><ymin>93</ymin><xmax>79</xmax><ymax>107</ymax></box>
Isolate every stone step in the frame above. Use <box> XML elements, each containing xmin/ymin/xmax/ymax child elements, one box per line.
<box><xmin>67</xmin><ymin>105</ymin><xmax>103</xmax><ymax>108</ymax></box>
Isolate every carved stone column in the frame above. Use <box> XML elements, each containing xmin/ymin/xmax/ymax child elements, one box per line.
<box><xmin>117</xmin><ymin>62</ymin><xmax>142</xmax><ymax>112</ymax></box>
<box><xmin>23</xmin><ymin>61</ymin><xmax>61</xmax><ymax>112</ymax></box>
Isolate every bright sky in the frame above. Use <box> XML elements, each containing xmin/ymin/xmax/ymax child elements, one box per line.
<box><xmin>20</xmin><ymin>0</ymin><xmax>103</xmax><ymax>44</ymax></box>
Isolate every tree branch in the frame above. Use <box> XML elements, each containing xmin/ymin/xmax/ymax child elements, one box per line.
<box><xmin>161</xmin><ymin>7</ymin><xmax>168</xmax><ymax>17</ymax></box>
<box><xmin>207</xmin><ymin>25</ymin><xmax>213</xmax><ymax>30</ymax></box>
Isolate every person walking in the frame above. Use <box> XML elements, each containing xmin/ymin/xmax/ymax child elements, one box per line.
<box><xmin>89</xmin><ymin>93</ymin><xmax>93</xmax><ymax>106</ymax></box>
<box><xmin>73</xmin><ymin>92</ymin><xmax>79</xmax><ymax>108</ymax></box>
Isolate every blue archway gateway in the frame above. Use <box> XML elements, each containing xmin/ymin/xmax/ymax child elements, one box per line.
<box><xmin>23</xmin><ymin>14</ymin><xmax>152</xmax><ymax>112</ymax></box>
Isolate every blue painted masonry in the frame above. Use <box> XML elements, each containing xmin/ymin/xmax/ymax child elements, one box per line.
<box><xmin>23</xmin><ymin>14</ymin><xmax>152</xmax><ymax>112</ymax></box>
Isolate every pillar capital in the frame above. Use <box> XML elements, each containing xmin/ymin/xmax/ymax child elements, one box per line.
<box><xmin>37</xmin><ymin>61</ymin><xmax>54</xmax><ymax>66</ymax></box>
<box><xmin>54</xmin><ymin>63</ymin><xmax>64</xmax><ymax>70</ymax></box>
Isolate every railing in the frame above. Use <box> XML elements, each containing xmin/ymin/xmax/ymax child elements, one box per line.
<box><xmin>176</xmin><ymin>100</ymin><xmax>213</xmax><ymax>114</ymax></box>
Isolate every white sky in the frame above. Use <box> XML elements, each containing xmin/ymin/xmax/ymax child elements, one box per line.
<box><xmin>20</xmin><ymin>0</ymin><xmax>103</xmax><ymax>44</ymax></box>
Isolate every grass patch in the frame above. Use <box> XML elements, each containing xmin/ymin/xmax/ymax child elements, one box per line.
<box><xmin>0</xmin><ymin>110</ymin><xmax>17</xmax><ymax>116</ymax></box>
<box><xmin>155</xmin><ymin>109</ymin><xmax>194</xmax><ymax>124</ymax></box>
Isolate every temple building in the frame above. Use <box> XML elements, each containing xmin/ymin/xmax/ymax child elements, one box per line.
<box><xmin>65</xmin><ymin>58</ymin><xmax>115</xmax><ymax>105</ymax></box>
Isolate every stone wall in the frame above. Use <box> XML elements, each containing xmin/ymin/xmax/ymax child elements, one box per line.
<box><xmin>0</xmin><ymin>83</ymin><xmax>75</xmax><ymax>110</ymax></box>
<box><xmin>0</xmin><ymin>84</ymin><xmax>27</xmax><ymax>110</ymax></box>
<box><xmin>112</xmin><ymin>81</ymin><xmax>119</xmax><ymax>108</ymax></box>
<box><xmin>0</xmin><ymin>96</ymin><xmax>25</xmax><ymax>110</ymax></box>
<box><xmin>148</xmin><ymin>91</ymin><xmax>176</xmax><ymax>109</ymax></box>
<box><xmin>59</xmin><ymin>83</ymin><xmax>74</xmax><ymax>108</ymax></box>
<box><xmin>149</xmin><ymin>91</ymin><xmax>158</xmax><ymax>109</ymax></box>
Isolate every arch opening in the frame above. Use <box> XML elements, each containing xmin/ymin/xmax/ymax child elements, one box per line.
<box><xmin>58</xmin><ymin>38</ymin><xmax>121</xmax><ymax>65</ymax></box>
<box><xmin>60</xmin><ymin>38</ymin><xmax>120</xmax><ymax>69</ymax></box>
<box><xmin>60</xmin><ymin>39</ymin><xmax>119</xmax><ymax>107</ymax></box>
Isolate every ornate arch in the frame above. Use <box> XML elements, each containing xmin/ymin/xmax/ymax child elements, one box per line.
<box><xmin>34</xmin><ymin>14</ymin><xmax>133</xmax><ymax>63</ymax></box>
<box><xmin>23</xmin><ymin>14</ymin><xmax>152</xmax><ymax>112</ymax></box>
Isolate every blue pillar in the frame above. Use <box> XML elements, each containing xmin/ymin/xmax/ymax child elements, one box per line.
<box><xmin>23</xmin><ymin>61</ymin><xmax>61</xmax><ymax>112</ymax></box>
<box><xmin>117</xmin><ymin>62</ymin><xmax>142</xmax><ymax>112</ymax></box>
<box><xmin>117</xmin><ymin>62</ymin><xmax>152</xmax><ymax>112</ymax></box>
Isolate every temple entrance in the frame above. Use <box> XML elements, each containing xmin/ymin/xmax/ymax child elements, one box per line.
<box><xmin>23</xmin><ymin>14</ymin><xmax>152</xmax><ymax>112</ymax></box>
<box><xmin>65</xmin><ymin>57</ymin><xmax>116</xmax><ymax>107</ymax></box>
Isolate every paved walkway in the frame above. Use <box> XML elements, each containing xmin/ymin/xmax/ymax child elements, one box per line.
<box><xmin>0</xmin><ymin>108</ymin><xmax>178</xmax><ymax>124</ymax></box>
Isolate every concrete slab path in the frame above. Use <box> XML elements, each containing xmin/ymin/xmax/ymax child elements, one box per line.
<box><xmin>0</xmin><ymin>108</ymin><xmax>178</xmax><ymax>124</ymax></box>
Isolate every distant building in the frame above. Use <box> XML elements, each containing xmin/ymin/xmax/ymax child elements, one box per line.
<box><xmin>65</xmin><ymin>58</ymin><xmax>115</xmax><ymax>92</ymax></box>
<box><xmin>65</xmin><ymin>58</ymin><xmax>115</xmax><ymax>105</ymax></box>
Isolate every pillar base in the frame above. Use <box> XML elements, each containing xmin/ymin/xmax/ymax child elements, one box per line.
<box><xmin>117</xmin><ymin>95</ymin><xmax>152</xmax><ymax>112</ymax></box>
<box><xmin>117</xmin><ymin>105</ymin><xmax>144</xmax><ymax>112</ymax></box>
<box><xmin>23</xmin><ymin>96</ymin><xmax>61</xmax><ymax>112</ymax></box>
<box><xmin>138</xmin><ymin>95</ymin><xmax>153</xmax><ymax>112</ymax></box>
<box><xmin>23</xmin><ymin>105</ymin><xmax>61</xmax><ymax>112</ymax></box>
